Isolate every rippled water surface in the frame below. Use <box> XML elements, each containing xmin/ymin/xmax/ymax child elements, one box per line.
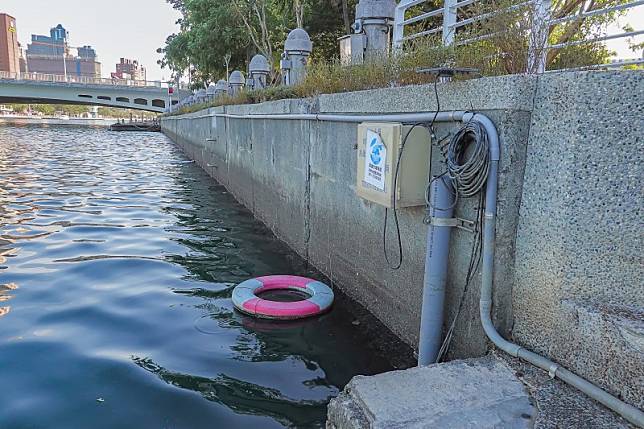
<box><xmin>0</xmin><ymin>126</ymin><xmax>412</xmax><ymax>429</ymax></box>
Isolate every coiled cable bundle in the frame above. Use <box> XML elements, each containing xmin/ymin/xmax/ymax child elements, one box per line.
<box><xmin>445</xmin><ymin>120</ymin><xmax>490</xmax><ymax>202</ymax></box>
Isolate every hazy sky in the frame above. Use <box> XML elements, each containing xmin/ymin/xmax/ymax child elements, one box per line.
<box><xmin>2</xmin><ymin>0</ymin><xmax>182</xmax><ymax>81</ymax></box>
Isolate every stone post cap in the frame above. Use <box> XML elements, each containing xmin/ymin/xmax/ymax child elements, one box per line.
<box><xmin>285</xmin><ymin>28</ymin><xmax>313</xmax><ymax>54</ymax></box>
<box><xmin>229</xmin><ymin>70</ymin><xmax>245</xmax><ymax>85</ymax></box>
<box><xmin>214</xmin><ymin>79</ymin><xmax>229</xmax><ymax>91</ymax></box>
<box><xmin>249</xmin><ymin>54</ymin><xmax>271</xmax><ymax>74</ymax></box>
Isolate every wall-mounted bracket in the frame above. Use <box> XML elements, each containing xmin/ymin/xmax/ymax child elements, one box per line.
<box><xmin>428</xmin><ymin>216</ymin><xmax>475</xmax><ymax>233</ymax></box>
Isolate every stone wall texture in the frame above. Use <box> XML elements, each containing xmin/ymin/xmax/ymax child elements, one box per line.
<box><xmin>161</xmin><ymin>70</ymin><xmax>643</xmax><ymax>410</ymax></box>
<box><xmin>512</xmin><ymin>71</ymin><xmax>644</xmax><ymax>408</ymax></box>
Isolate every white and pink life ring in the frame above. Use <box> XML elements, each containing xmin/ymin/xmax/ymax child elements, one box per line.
<box><xmin>232</xmin><ymin>275</ymin><xmax>334</xmax><ymax>320</ymax></box>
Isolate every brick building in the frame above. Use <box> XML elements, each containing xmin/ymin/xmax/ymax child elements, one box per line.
<box><xmin>0</xmin><ymin>13</ymin><xmax>21</xmax><ymax>74</ymax></box>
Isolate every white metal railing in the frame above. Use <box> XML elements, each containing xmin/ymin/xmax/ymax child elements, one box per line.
<box><xmin>393</xmin><ymin>0</ymin><xmax>644</xmax><ymax>73</ymax></box>
<box><xmin>0</xmin><ymin>70</ymin><xmax>187</xmax><ymax>90</ymax></box>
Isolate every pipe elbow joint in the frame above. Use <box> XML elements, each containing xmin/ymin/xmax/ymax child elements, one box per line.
<box><xmin>471</xmin><ymin>113</ymin><xmax>500</xmax><ymax>161</ymax></box>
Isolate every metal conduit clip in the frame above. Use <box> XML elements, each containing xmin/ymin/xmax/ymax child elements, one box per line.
<box><xmin>428</xmin><ymin>216</ymin><xmax>476</xmax><ymax>233</ymax></box>
<box><xmin>548</xmin><ymin>363</ymin><xmax>559</xmax><ymax>379</ymax></box>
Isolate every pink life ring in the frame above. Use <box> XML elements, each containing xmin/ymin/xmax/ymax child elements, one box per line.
<box><xmin>232</xmin><ymin>275</ymin><xmax>334</xmax><ymax>320</ymax></box>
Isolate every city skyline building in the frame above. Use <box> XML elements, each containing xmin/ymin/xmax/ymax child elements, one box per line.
<box><xmin>111</xmin><ymin>57</ymin><xmax>146</xmax><ymax>81</ymax></box>
<box><xmin>26</xmin><ymin>23</ymin><xmax>101</xmax><ymax>78</ymax></box>
<box><xmin>0</xmin><ymin>13</ymin><xmax>21</xmax><ymax>74</ymax></box>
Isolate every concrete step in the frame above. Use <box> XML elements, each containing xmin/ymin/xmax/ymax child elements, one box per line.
<box><xmin>327</xmin><ymin>352</ymin><xmax>638</xmax><ymax>429</ymax></box>
<box><xmin>327</xmin><ymin>356</ymin><xmax>536</xmax><ymax>429</ymax></box>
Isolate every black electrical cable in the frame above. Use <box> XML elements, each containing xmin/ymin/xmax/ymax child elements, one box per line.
<box><xmin>383</xmin><ymin>123</ymin><xmax>427</xmax><ymax>270</ymax></box>
<box><xmin>383</xmin><ymin>74</ymin><xmax>442</xmax><ymax>270</ymax></box>
<box><xmin>445</xmin><ymin>120</ymin><xmax>490</xmax><ymax>199</ymax></box>
<box><xmin>436</xmin><ymin>192</ymin><xmax>484</xmax><ymax>362</ymax></box>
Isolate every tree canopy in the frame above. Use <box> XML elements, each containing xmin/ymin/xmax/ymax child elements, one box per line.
<box><xmin>158</xmin><ymin>0</ymin><xmax>357</xmax><ymax>88</ymax></box>
<box><xmin>159</xmin><ymin>0</ymin><xmax>638</xmax><ymax>90</ymax></box>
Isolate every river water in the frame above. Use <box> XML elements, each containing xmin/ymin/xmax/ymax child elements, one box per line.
<box><xmin>0</xmin><ymin>126</ymin><xmax>412</xmax><ymax>429</ymax></box>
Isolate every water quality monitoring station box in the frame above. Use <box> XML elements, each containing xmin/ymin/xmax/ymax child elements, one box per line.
<box><xmin>356</xmin><ymin>122</ymin><xmax>431</xmax><ymax>208</ymax></box>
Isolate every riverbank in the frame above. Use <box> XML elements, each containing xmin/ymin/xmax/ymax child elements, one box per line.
<box><xmin>0</xmin><ymin>115</ymin><xmax>112</xmax><ymax>127</ymax></box>
<box><xmin>160</xmin><ymin>70</ymin><xmax>643</xmax><ymax>425</ymax></box>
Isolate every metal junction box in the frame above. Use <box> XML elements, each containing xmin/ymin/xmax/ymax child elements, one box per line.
<box><xmin>356</xmin><ymin>122</ymin><xmax>431</xmax><ymax>208</ymax></box>
<box><xmin>339</xmin><ymin>34</ymin><xmax>365</xmax><ymax>65</ymax></box>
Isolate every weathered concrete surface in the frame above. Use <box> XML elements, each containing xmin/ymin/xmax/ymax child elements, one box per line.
<box><xmin>498</xmin><ymin>353</ymin><xmax>636</xmax><ymax>429</ymax></box>
<box><xmin>161</xmin><ymin>77</ymin><xmax>535</xmax><ymax>359</ymax></box>
<box><xmin>327</xmin><ymin>352</ymin><xmax>637</xmax><ymax>429</ymax></box>
<box><xmin>513</xmin><ymin>71</ymin><xmax>644</xmax><ymax>408</ymax></box>
<box><xmin>161</xmin><ymin>70</ymin><xmax>644</xmax><ymax>415</ymax></box>
<box><xmin>326</xmin><ymin>356</ymin><xmax>536</xmax><ymax>429</ymax></box>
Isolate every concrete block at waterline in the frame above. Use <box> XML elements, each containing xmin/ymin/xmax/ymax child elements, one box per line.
<box><xmin>248</xmin><ymin>118</ymin><xmax>311</xmax><ymax>256</ymax></box>
<box><xmin>513</xmin><ymin>70</ymin><xmax>644</xmax><ymax>408</ymax></box>
<box><xmin>326</xmin><ymin>356</ymin><xmax>536</xmax><ymax>429</ymax></box>
<box><xmin>317</xmin><ymin>74</ymin><xmax>537</xmax><ymax>114</ymax></box>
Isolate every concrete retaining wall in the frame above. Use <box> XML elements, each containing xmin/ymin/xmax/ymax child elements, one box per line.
<box><xmin>512</xmin><ymin>71</ymin><xmax>644</xmax><ymax>408</ymax></box>
<box><xmin>161</xmin><ymin>70</ymin><xmax>643</xmax><ymax>410</ymax></box>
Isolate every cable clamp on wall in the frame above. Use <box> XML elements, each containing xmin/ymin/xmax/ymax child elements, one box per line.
<box><xmin>548</xmin><ymin>364</ymin><xmax>559</xmax><ymax>379</ymax></box>
<box><xmin>428</xmin><ymin>216</ymin><xmax>476</xmax><ymax>233</ymax></box>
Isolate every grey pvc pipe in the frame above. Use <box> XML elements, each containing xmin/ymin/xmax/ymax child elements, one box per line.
<box><xmin>165</xmin><ymin>108</ymin><xmax>644</xmax><ymax>426</ymax></box>
<box><xmin>172</xmin><ymin>111</ymin><xmax>468</xmax><ymax>124</ymax></box>
<box><xmin>475</xmin><ymin>113</ymin><xmax>644</xmax><ymax>428</ymax></box>
<box><xmin>418</xmin><ymin>177</ymin><xmax>455</xmax><ymax>365</ymax></box>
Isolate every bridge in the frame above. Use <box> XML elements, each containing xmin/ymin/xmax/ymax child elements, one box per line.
<box><xmin>0</xmin><ymin>72</ymin><xmax>190</xmax><ymax>113</ymax></box>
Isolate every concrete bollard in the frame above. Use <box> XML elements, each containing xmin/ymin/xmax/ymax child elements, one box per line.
<box><xmin>206</xmin><ymin>82</ymin><xmax>217</xmax><ymax>101</ymax></box>
<box><xmin>347</xmin><ymin>0</ymin><xmax>395</xmax><ymax>63</ymax></box>
<box><xmin>280</xmin><ymin>28</ymin><xmax>312</xmax><ymax>86</ymax></box>
<box><xmin>248</xmin><ymin>54</ymin><xmax>270</xmax><ymax>90</ymax></box>
<box><xmin>214</xmin><ymin>79</ymin><xmax>230</xmax><ymax>98</ymax></box>
<box><xmin>229</xmin><ymin>70</ymin><xmax>245</xmax><ymax>95</ymax></box>
<box><xmin>195</xmin><ymin>89</ymin><xmax>207</xmax><ymax>104</ymax></box>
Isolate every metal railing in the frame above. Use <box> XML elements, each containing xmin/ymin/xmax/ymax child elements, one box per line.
<box><xmin>392</xmin><ymin>0</ymin><xmax>644</xmax><ymax>73</ymax></box>
<box><xmin>0</xmin><ymin>70</ymin><xmax>186</xmax><ymax>90</ymax></box>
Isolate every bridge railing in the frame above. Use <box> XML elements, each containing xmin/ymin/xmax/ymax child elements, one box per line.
<box><xmin>0</xmin><ymin>71</ymin><xmax>187</xmax><ymax>90</ymax></box>
<box><xmin>392</xmin><ymin>0</ymin><xmax>644</xmax><ymax>73</ymax></box>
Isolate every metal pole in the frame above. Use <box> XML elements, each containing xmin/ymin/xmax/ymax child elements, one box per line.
<box><xmin>392</xmin><ymin>2</ymin><xmax>406</xmax><ymax>52</ymax></box>
<box><xmin>62</xmin><ymin>48</ymin><xmax>68</xmax><ymax>82</ymax></box>
<box><xmin>224</xmin><ymin>53</ymin><xmax>231</xmax><ymax>81</ymax></box>
<box><xmin>442</xmin><ymin>0</ymin><xmax>458</xmax><ymax>46</ymax></box>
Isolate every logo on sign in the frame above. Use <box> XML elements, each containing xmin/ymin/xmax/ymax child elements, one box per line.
<box><xmin>370</xmin><ymin>137</ymin><xmax>383</xmax><ymax>165</ymax></box>
<box><xmin>364</xmin><ymin>129</ymin><xmax>387</xmax><ymax>191</ymax></box>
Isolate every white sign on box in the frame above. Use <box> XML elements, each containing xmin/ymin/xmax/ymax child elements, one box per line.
<box><xmin>364</xmin><ymin>129</ymin><xmax>387</xmax><ymax>191</ymax></box>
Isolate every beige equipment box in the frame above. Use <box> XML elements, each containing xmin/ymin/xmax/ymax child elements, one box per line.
<box><xmin>356</xmin><ymin>122</ymin><xmax>431</xmax><ymax>208</ymax></box>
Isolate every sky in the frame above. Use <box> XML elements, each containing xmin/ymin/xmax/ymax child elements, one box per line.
<box><xmin>1</xmin><ymin>0</ymin><xmax>182</xmax><ymax>82</ymax></box>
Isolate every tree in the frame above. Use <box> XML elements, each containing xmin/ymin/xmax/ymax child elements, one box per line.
<box><xmin>158</xmin><ymin>0</ymin><xmax>252</xmax><ymax>88</ymax></box>
<box><xmin>159</xmin><ymin>0</ymin><xmax>357</xmax><ymax>86</ymax></box>
<box><xmin>446</xmin><ymin>0</ymin><xmax>634</xmax><ymax>74</ymax></box>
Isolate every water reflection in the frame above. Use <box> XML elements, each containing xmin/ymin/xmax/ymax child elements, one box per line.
<box><xmin>0</xmin><ymin>125</ymin><xmax>413</xmax><ymax>428</ymax></box>
<box><xmin>132</xmin><ymin>356</ymin><xmax>330</xmax><ymax>428</ymax></box>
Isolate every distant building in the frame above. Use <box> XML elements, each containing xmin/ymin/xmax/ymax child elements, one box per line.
<box><xmin>17</xmin><ymin>42</ymin><xmax>27</xmax><ymax>73</ymax></box>
<box><xmin>26</xmin><ymin>24</ymin><xmax>101</xmax><ymax>78</ymax></box>
<box><xmin>0</xmin><ymin>13</ymin><xmax>21</xmax><ymax>74</ymax></box>
<box><xmin>111</xmin><ymin>58</ymin><xmax>146</xmax><ymax>81</ymax></box>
